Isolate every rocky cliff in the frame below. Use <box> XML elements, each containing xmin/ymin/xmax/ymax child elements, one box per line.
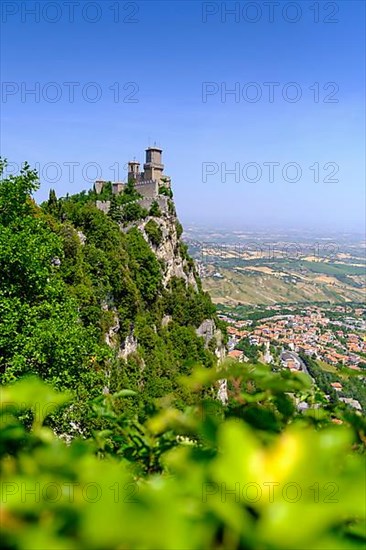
<box><xmin>138</xmin><ymin>214</ymin><xmax>198</xmax><ymax>289</ymax></box>
<box><xmin>107</xmin><ymin>195</ymin><xmax>226</xmax><ymax>367</ymax></box>
<box><xmin>42</xmin><ymin>174</ymin><xmax>229</xmax><ymax>415</ymax></box>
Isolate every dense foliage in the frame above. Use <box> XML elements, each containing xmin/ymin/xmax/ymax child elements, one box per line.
<box><xmin>0</xmin><ymin>160</ymin><xmax>218</xmax><ymax>431</ymax></box>
<box><xmin>235</xmin><ymin>337</ymin><xmax>261</xmax><ymax>362</ymax></box>
<box><xmin>301</xmin><ymin>353</ymin><xmax>366</xmax><ymax>411</ymax></box>
<box><xmin>1</xmin><ymin>368</ymin><xmax>365</xmax><ymax>550</ymax></box>
<box><xmin>148</xmin><ymin>200</ymin><xmax>161</xmax><ymax>217</ymax></box>
<box><xmin>144</xmin><ymin>219</ymin><xmax>163</xmax><ymax>247</ymax></box>
<box><xmin>159</xmin><ymin>184</ymin><xmax>173</xmax><ymax>198</ymax></box>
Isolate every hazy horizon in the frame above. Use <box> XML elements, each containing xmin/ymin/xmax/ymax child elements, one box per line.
<box><xmin>179</xmin><ymin>215</ymin><xmax>366</xmax><ymax>236</ymax></box>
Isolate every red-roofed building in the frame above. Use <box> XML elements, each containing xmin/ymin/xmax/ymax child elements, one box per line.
<box><xmin>228</xmin><ymin>350</ymin><xmax>244</xmax><ymax>362</ymax></box>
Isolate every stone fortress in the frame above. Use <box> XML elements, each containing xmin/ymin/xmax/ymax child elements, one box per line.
<box><xmin>95</xmin><ymin>146</ymin><xmax>172</xmax><ymax>215</ymax></box>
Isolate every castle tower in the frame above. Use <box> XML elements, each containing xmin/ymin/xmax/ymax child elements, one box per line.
<box><xmin>128</xmin><ymin>160</ymin><xmax>140</xmax><ymax>182</ymax></box>
<box><xmin>143</xmin><ymin>146</ymin><xmax>164</xmax><ymax>183</ymax></box>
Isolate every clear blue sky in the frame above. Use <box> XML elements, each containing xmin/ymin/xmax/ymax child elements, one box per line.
<box><xmin>1</xmin><ymin>0</ymin><xmax>365</xmax><ymax>232</ymax></box>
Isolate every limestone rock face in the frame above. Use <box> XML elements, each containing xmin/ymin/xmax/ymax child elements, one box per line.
<box><xmin>214</xmin><ymin>330</ymin><xmax>226</xmax><ymax>363</ymax></box>
<box><xmin>218</xmin><ymin>379</ymin><xmax>228</xmax><ymax>405</ymax></box>
<box><xmin>196</xmin><ymin>319</ymin><xmax>215</xmax><ymax>345</ymax></box>
<box><xmin>196</xmin><ymin>318</ymin><xmax>226</xmax><ymax>359</ymax></box>
<box><xmin>100</xmin><ymin>200</ymin><xmax>226</xmax><ymax>373</ymax></box>
<box><xmin>119</xmin><ymin>333</ymin><xmax>138</xmax><ymax>360</ymax></box>
<box><xmin>138</xmin><ymin>214</ymin><xmax>198</xmax><ymax>290</ymax></box>
<box><xmin>161</xmin><ymin>315</ymin><xmax>172</xmax><ymax>328</ymax></box>
<box><xmin>77</xmin><ymin>231</ymin><xmax>87</xmax><ymax>245</ymax></box>
<box><xmin>102</xmin><ymin>306</ymin><xmax>139</xmax><ymax>361</ymax></box>
<box><xmin>196</xmin><ymin>318</ymin><xmax>227</xmax><ymax>404</ymax></box>
<box><xmin>104</xmin><ymin>309</ymin><xmax>120</xmax><ymax>348</ymax></box>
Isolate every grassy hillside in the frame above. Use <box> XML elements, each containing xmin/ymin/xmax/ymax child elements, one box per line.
<box><xmin>202</xmin><ymin>265</ymin><xmax>366</xmax><ymax>305</ymax></box>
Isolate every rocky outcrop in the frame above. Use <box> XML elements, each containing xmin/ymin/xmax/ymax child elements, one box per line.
<box><xmin>119</xmin><ymin>333</ymin><xmax>138</xmax><ymax>360</ymax></box>
<box><xmin>218</xmin><ymin>379</ymin><xmax>228</xmax><ymax>405</ymax></box>
<box><xmin>102</xmin><ymin>303</ymin><xmax>139</xmax><ymax>361</ymax></box>
<box><xmin>77</xmin><ymin>231</ymin><xmax>87</xmax><ymax>245</ymax></box>
<box><xmin>100</xmin><ymin>198</ymin><xmax>226</xmax><ymax>374</ymax></box>
<box><xmin>196</xmin><ymin>319</ymin><xmax>215</xmax><ymax>345</ymax></box>
<box><xmin>103</xmin><ymin>310</ymin><xmax>140</xmax><ymax>364</ymax></box>
<box><xmin>196</xmin><ymin>318</ymin><xmax>227</xmax><ymax>404</ymax></box>
<box><xmin>196</xmin><ymin>318</ymin><xmax>226</xmax><ymax>360</ymax></box>
<box><xmin>161</xmin><ymin>315</ymin><xmax>172</xmax><ymax>328</ymax></box>
<box><xmin>139</xmin><ymin>214</ymin><xmax>198</xmax><ymax>290</ymax></box>
<box><xmin>103</xmin><ymin>307</ymin><xmax>120</xmax><ymax>348</ymax></box>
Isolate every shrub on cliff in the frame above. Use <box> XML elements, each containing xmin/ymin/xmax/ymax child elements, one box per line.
<box><xmin>145</xmin><ymin>219</ymin><xmax>163</xmax><ymax>247</ymax></box>
<box><xmin>149</xmin><ymin>200</ymin><xmax>161</xmax><ymax>217</ymax></box>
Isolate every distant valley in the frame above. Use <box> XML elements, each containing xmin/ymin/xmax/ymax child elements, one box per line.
<box><xmin>185</xmin><ymin>227</ymin><xmax>366</xmax><ymax>305</ymax></box>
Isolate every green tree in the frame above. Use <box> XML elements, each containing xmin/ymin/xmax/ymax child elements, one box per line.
<box><xmin>0</xmin><ymin>159</ymin><xmax>39</xmax><ymax>225</ymax></box>
<box><xmin>149</xmin><ymin>200</ymin><xmax>161</xmax><ymax>217</ymax></box>
<box><xmin>47</xmin><ymin>188</ymin><xmax>58</xmax><ymax>214</ymax></box>
<box><xmin>145</xmin><ymin>219</ymin><xmax>163</xmax><ymax>247</ymax></box>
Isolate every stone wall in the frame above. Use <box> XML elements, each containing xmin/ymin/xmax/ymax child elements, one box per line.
<box><xmin>136</xmin><ymin>181</ymin><xmax>158</xmax><ymax>199</ymax></box>
<box><xmin>95</xmin><ymin>181</ymin><xmax>104</xmax><ymax>194</ymax></box>
<box><xmin>96</xmin><ymin>200</ymin><xmax>111</xmax><ymax>214</ymax></box>
<box><xmin>96</xmin><ymin>179</ymin><xmax>161</xmax><ymax>200</ymax></box>
<box><xmin>112</xmin><ymin>183</ymin><xmax>125</xmax><ymax>195</ymax></box>
<box><xmin>96</xmin><ymin>196</ymin><xmax>169</xmax><ymax>217</ymax></box>
<box><xmin>139</xmin><ymin>195</ymin><xmax>169</xmax><ymax>213</ymax></box>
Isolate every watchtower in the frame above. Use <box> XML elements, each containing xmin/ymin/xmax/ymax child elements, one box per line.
<box><xmin>143</xmin><ymin>146</ymin><xmax>164</xmax><ymax>183</ymax></box>
<box><xmin>128</xmin><ymin>160</ymin><xmax>140</xmax><ymax>182</ymax></box>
